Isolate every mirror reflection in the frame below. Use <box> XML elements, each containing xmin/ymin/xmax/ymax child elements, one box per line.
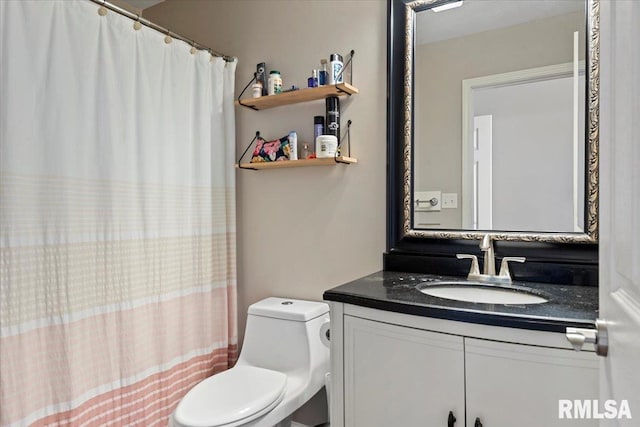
<box><xmin>413</xmin><ymin>0</ymin><xmax>586</xmax><ymax>233</ymax></box>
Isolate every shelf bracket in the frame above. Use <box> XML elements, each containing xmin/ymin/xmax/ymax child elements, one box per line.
<box><xmin>335</xmin><ymin>119</ymin><xmax>352</xmax><ymax>164</ymax></box>
<box><xmin>237</xmin><ymin>73</ymin><xmax>259</xmax><ymax>111</ymax></box>
<box><xmin>237</xmin><ymin>131</ymin><xmax>260</xmax><ymax>170</ymax></box>
<box><xmin>335</xmin><ymin>49</ymin><xmax>355</xmax><ymax>88</ymax></box>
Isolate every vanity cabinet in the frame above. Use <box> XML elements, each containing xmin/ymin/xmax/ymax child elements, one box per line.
<box><xmin>465</xmin><ymin>338</ymin><xmax>598</xmax><ymax>427</ymax></box>
<box><xmin>344</xmin><ymin>315</ymin><xmax>464</xmax><ymax>426</ymax></box>
<box><xmin>331</xmin><ymin>304</ymin><xmax>599</xmax><ymax>427</ymax></box>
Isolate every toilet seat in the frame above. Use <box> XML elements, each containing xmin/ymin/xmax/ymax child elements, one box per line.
<box><xmin>173</xmin><ymin>365</ymin><xmax>288</xmax><ymax>427</ymax></box>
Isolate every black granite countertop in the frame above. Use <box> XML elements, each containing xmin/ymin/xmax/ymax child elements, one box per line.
<box><xmin>323</xmin><ymin>271</ymin><xmax>598</xmax><ymax>333</ymax></box>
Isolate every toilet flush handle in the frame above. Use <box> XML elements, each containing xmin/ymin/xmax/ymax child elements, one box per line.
<box><xmin>320</xmin><ymin>320</ymin><xmax>331</xmax><ymax>347</ymax></box>
<box><xmin>447</xmin><ymin>411</ymin><xmax>456</xmax><ymax>426</ymax></box>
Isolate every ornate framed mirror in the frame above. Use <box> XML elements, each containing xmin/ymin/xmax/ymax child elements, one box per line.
<box><xmin>386</xmin><ymin>0</ymin><xmax>599</xmax><ymax>281</ymax></box>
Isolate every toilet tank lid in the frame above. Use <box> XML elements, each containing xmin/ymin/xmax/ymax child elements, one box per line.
<box><xmin>248</xmin><ymin>297</ymin><xmax>329</xmax><ymax>322</ymax></box>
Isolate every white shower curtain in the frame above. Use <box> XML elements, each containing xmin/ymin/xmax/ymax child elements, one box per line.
<box><xmin>0</xmin><ymin>1</ymin><xmax>237</xmax><ymax>425</ymax></box>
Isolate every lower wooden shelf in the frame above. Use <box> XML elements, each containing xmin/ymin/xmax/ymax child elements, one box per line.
<box><xmin>236</xmin><ymin>156</ymin><xmax>357</xmax><ymax>170</ymax></box>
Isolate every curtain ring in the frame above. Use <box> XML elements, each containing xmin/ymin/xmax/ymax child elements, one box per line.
<box><xmin>164</xmin><ymin>30</ymin><xmax>172</xmax><ymax>44</ymax></box>
<box><xmin>133</xmin><ymin>15</ymin><xmax>142</xmax><ymax>31</ymax></box>
<box><xmin>98</xmin><ymin>0</ymin><xmax>108</xmax><ymax>16</ymax></box>
<box><xmin>190</xmin><ymin>41</ymin><xmax>197</xmax><ymax>55</ymax></box>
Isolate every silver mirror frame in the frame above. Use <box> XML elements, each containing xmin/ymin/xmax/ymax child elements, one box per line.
<box><xmin>401</xmin><ymin>0</ymin><xmax>599</xmax><ymax>243</ymax></box>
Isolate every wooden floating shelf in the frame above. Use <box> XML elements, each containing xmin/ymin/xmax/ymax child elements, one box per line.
<box><xmin>236</xmin><ymin>156</ymin><xmax>358</xmax><ymax>170</ymax></box>
<box><xmin>235</xmin><ymin>83</ymin><xmax>359</xmax><ymax>110</ymax></box>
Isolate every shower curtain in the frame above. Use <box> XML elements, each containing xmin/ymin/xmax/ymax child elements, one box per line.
<box><xmin>0</xmin><ymin>1</ymin><xmax>237</xmax><ymax>425</ymax></box>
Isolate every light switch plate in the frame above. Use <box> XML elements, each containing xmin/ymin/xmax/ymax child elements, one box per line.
<box><xmin>442</xmin><ymin>193</ymin><xmax>458</xmax><ymax>209</ymax></box>
<box><xmin>414</xmin><ymin>191</ymin><xmax>441</xmax><ymax>211</ymax></box>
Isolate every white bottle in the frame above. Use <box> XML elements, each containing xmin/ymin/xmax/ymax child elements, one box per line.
<box><xmin>268</xmin><ymin>70</ymin><xmax>282</xmax><ymax>95</ymax></box>
<box><xmin>251</xmin><ymin>83</ymin><xmax>262</xmax><ymax>98</ymax></box>
<box><xmin>315</xmin><ymin>135</ymin><xmax>338</xmax><ymax>158</ymax></box>
<box><xmin>329</xmin><ymin>53</ymin><xmax>343</xmax><ymax>85</ymax></box>
<box><xmin>288</xmin><ymin>131</ymin><xmax>298</xmax><ymax>160</ymax></box>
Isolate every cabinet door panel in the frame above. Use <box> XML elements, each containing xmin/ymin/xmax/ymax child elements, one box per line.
<box><xmin>465</xmin><ymin>338</ymin><xmax>599</xmax><ymax>427</ymax></box>
<box><xmin>344</xmin><ymin>315</ymin><xmax>465</xmax><ymax>427</ymax></box>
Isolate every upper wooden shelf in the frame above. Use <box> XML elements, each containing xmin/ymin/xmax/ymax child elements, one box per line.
<box><xmin>235</xmin><ymin>83</ymin><xmax>359</xmax><ymax>111</ymax></box>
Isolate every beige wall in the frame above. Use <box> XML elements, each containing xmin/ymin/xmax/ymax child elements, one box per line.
<box><xmin>144</xmin><ymin>0</ymin><xmax>387</xmax><ymax>345</ymax></box>
<box><xmin>414</xmin><ymin>12</ymin><xmax>585</xmax><ymax>229</ymax></box>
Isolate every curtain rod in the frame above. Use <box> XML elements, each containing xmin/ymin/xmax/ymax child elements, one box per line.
<box><xmin>88</xmin><ymin>0</ymin><xmax>234</xmax><ymax>62</ymax></box>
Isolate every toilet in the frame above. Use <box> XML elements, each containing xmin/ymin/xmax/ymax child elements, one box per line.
<box><xmin>172</xmin><ymin>297</ymin><xmax>331</xmax><ymax>427</ymax></box>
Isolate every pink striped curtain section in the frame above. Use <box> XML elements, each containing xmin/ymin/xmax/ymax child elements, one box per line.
<box><xmin>0</xmin><ymin>1</ymin><xmax>237</xmax><ymax>425</ymax></box>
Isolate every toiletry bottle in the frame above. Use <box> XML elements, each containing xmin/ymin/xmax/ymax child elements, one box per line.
<box><xmin>325</xmin><ymin>96</ymin><xmax>340</xmax><ymax>138</ymax></box>
<box><xmin>318</xmin><ymin>59</ymin><xmax>328</xmax><ymax>86</ymax></box>
<box><xmin>256</xmin><ymin>62</ymin><xmax>267</xmax><ymax>96</ymax></box>
<box><xmin>329</xmin><ymin>54</ymin><xmax>343</xmax><ymax>85</ymax></box>
<box><xmin>307</xmin><ymin>69</ymin><xmax>318</xmax><ymax>88</ymax></box>
<box><xmin>288</xmin><ymin>131</ymin><xmax>298</xmax><ymax>160</ymax></box>
<box><xmin>300</xmin><ymin>143</ymin><xmax>312</xmax><ymax>160</ymax></box>
<box><xmin>314</xmin><ymin>116</ymin><xmax>324</xmax><ymax>145</ymax></box>
<box><xmin>268</xmin><ymin>70</ymin><xmax>282</xmax><ymax>95</ymax></box>
<box><xmin>252</xmin><ymin>83</ymin><xmax>262</xmax><ymax>98</ymax></box>
<box><xmin>316</xmin><ymin>135</ymin><xmax>338</xmax><ymax>158</ymax></box>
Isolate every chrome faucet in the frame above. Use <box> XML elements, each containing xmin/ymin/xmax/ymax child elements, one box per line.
<box><xmin>479</xmin><ymin>234</ymin><xmax>496</xmax><ymax>276</ymax></box>
<box><xmin>456</xmin><ymin>234</ymin><xmax>526</xmax><ymax>284</ymax></box>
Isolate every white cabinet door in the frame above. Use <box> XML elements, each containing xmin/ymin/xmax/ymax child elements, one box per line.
<box><xmin>465</xmin><ymin>338</ymin><xmax>599</xmax><ymax>427</ymax></box>
<box><xmin>344</xmin><ymin>315</ymin><xmax>465</xmax><ymax>427</ymax></box>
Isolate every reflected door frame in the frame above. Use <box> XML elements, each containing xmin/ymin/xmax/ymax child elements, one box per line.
<box><xmin>472</xmin><ymin>115</ymin><xmax>493</xmax><ymax>230</ymax></box>
<box><xmin>461</xmin><ymin>61</ymin><xmax>581</xmax><ymax>231</ymax></box>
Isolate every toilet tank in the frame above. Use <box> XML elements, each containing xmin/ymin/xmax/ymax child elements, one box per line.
<box><xmin>238</xmin><ymin>298</ymin><xmax>330</xmax><ymax>374</ymax></box>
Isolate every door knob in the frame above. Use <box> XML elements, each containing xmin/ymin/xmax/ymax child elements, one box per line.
<box><xmin>474</xmin><ymin>417</ymin><xmax>483</xmax><ymax>427</ymax></box>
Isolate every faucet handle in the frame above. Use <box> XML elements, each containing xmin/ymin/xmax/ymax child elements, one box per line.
<box><xmin>498</xmin><ymin>257</ymin><xmax>526</xmax><ymax>279</ymax></box>
<box><xmin>457</xmin><ymin>254</ymin><xmax>480</xmax><ymax>276</ymax></box>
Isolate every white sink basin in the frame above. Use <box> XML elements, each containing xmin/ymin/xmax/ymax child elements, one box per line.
<box><xmin>418</xmin><ymin>281</ymin><xmax>548</xmax><ymax>305</ymax></box>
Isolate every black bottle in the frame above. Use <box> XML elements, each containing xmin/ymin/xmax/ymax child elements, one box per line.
<box><xmin>256</xmin><ymin>62</ymin><xmax>267</xmax><ymax>96</ymax></box>
<box><xmin>325</xmin><ymin>96</ymin><xmax>340</xmax><ymax>138</ymax></box>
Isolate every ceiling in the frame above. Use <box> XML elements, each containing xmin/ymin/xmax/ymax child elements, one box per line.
<box><xmin>124</xmin><ymin>0</ymin><xmax>165</xmax><ymax>10</ymax></box>
<box><xmin>416</xmin><ymin>0</ymin><xmax>584</xmax><ymax>45</ymax></box>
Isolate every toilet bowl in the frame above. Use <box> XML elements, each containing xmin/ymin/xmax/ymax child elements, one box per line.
<box><xmin>172</xmin><ymin>297</ymin><xmax>331</xmax><ymax>427</ymax></box>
